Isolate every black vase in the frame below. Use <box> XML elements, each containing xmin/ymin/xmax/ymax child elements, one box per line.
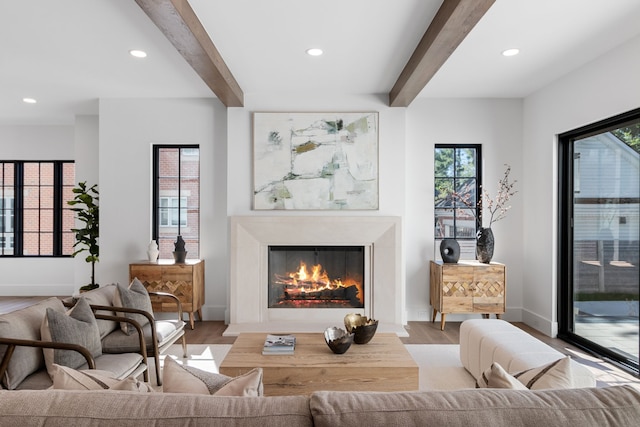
<box><xmin>173</xmin><ymin>235</ymin><xmax>188</xmax><ymax>264</ymax></box>
<box><xmin>476</xmin><ymin>227</ymin><xmax>494</xmax><ymax>264</ymax></box>
<box><xmin>440</xmin><ymin>239</ymin><xmax>460</xmax><ymax>263</ymax></box>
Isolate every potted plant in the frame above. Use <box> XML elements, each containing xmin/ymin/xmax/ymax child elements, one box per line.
<box><xmin>68</xmin><ymin>181</ymin><xmax>99</xmax><ymax>291</ymax></box>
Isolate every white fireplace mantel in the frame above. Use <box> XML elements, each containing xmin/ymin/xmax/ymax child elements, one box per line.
<box><xmin>224</xmin><ymin>216</ymin><xmax>406</xmax><ymax>336</ymax></box>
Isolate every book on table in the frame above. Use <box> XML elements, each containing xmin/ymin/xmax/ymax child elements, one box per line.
<box><xmin>262</xmin><ymin>334</ymin><xmax>296</xmax><ymax>355</ymax></box>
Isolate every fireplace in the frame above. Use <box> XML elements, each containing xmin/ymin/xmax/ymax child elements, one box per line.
<box><xmin>226</xmin><ymin>216</ymin><xmax>406</xmax><ymax>336</ymax></box>
<box><xmin>268</xmin><ymin>246</ymin><xmax>365</xmax><ymax>309</ymax></box>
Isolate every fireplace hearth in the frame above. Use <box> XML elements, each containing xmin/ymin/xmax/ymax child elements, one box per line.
<box><xmin>268</xmin><ymin>246</ymin><xmax>365</xmax><ymax>308</ymax></box>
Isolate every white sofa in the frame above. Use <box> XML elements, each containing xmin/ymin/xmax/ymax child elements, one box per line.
<box><xmin>459</xmin><ymin>319</ymin><xmax>596</xmax><ymax>387</ymax></box>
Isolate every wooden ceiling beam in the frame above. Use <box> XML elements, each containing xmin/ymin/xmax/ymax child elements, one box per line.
<box><xmin>135</xmin><ymin>0</ymin><xmax>244</xmax><ymax>107</ymax></box>
<box><xmin>389</xmin><ymin>0</ymin><xmax>495</xmax><ymax>107</ymax></box>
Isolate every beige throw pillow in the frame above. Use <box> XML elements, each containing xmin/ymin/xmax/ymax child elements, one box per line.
<box><xmin>478</xmin><ymin>362</ymin><xmax>528</xmax><ymax>389</ymax></box>
<box><xmin>113</xmin><ymin>278</ymin><xmax>154</xmax><ymax>335</ymax></box>
<box><xmin>41</xmin><ymin>297</ymin><xmax>102</xmax><ymax>373</ymax></box>
<box><xmin>162</xmin><ymin>356</ymin><xmax>263</xmax><ymax>396</ymax></box>
<box><xmin>51</xmin><ymin>364</ymin><xmax>154</xmax><ymax>392</ymax></box>
<box><xmin>513</xmin><ymin>356</ymin><xmax>574</xmax><ymax>390</ymax></box>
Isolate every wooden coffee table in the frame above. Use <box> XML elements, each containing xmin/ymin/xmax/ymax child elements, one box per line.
<box><xmin>219</xmin><ymin>332</ymin><xmax>419</xmax><ymax>396</ymax></box>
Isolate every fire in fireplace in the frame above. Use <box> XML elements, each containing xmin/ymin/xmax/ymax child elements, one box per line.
<box><xmin>268</xmin><ymin>246</ymin><xmax>365</xmax><ymax>308</ymax></box>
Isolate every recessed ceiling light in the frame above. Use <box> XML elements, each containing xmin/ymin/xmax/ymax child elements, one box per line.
<box><xmin>129</xmin><ymin>49</ymin><xmax>147</xmax><ymax>58</ymax></box>
<box><xmin>502</xmin><ymin>48</ymin><xmax>520</xmax><ymax>57</ymax></box>
<box><xmin>22</xmin><ymin>98</ymin><xmax>37</xmax><ymax>104</ymax></box>
<box><xmin>306</xmin><ymin>48</ymin><xmax>323</xmax><ymax>56</ymax></box>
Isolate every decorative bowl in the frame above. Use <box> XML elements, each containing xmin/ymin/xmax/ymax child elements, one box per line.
<box><xmin>324</xmin><ymin>327</ymin><xmax>354</xmax><ymax>354</ymax></box>
<box><xmin>344</xmin><ymin>314</ymin><xmax>379</xmax><ymax>344</ymax></box>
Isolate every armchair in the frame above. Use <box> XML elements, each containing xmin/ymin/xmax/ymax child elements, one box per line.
<box><xmin>0</xmin><ymin>297</ymin><xmax>148</xmax><ymax>390</ymax></box>
<box><xmin>66</xmin><ymin>284</ymin><xmax>187</xmax><ymax>386</ymax></box>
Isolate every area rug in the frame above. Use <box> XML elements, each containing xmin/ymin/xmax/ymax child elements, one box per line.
<box><xmin>159</xmin><ymin>343</ymin><xmax>474</xmax><ymax>390</ymax></box>
<box><xmin>404</xmin><ymin>344</ymin><xmax>476</xmax><ymax>390</ymax></box>
<box><xmin>159</xmin><ymin>343</ymin><xmax>640</xmax><ymax>391</ymax></box>
<box><xmin>160</xmin><ymin>344</ymin><xmax>231</xmax><ymax>373</ymax></box>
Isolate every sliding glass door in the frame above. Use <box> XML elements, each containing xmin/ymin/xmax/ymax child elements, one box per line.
<box><xmin>558</xmin><ymin>109</ymin><xmax>639</xmax><ymax>374</ymax></box>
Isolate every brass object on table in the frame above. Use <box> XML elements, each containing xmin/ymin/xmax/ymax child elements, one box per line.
<box><xmin>344</xmin><ymin>313</ymin><xmax>379</xmax><ymax>344</ymax></box>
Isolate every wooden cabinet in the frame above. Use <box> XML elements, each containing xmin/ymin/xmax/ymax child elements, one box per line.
<box><xmin>430</xmin><ymin>260</ymin><xmax>505</xmax><ymax>330</ymax></box>
<box><xmin>129</xmin><ymin>259</ymin><xmax>204</xmax><ymax>330</ymax></box>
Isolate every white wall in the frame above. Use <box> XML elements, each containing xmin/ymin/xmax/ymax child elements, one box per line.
<box><xmin>522</xmin><ymin>34</ymin><xmax>640</xmax><ymax>336</ymax></box>
<box><xmin>73</xmin><ymin>115</ymin><xmax>99</xmax><ymax>289</ymax></box>
<box><xmin>227</xmin><ymin>94</ymin><xmax>406</xmax><ymax>216</ymax></box>
<box><xmin>98</xmin><ymin>98</ymin><xmax>228</xmax><ymax>320</ymax></box>
<box><xmin>0</xmin><ymin>125</ymin><xmax>77</xmax><ymax>295</ymax></box>
<box><xmin>405</xmin><ymin>99</ymin><xmax>525</xmax><ymax>322</ymax></box>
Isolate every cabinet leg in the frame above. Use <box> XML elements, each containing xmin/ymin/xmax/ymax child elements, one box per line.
<box><xmin>189</xmin><ymin>312</ymin><xmax>195</xmax><ymax>330</ymax></box>
<box><xmin>440</xmin><ymin>313</ymin><xmax>446</xmax><ymax>331</ymax></box>
<box><xmin>482</xmin><ymin>313</ymin><xmax>489</xmax><ymax>319</ymax></box>
<box><xmin>196</xmin><ymin>308</ymin><xmax>203</xmax><ymax>322</ymax></box>
<box><xmin>431</xmin><ymin>308</ymin><xmax>437</xmax><ymax>323</ymax></box>
<box><xmin>496</xmin><ymin>313</ymin><xmax>502</xmax><ymax>320</ymax></box>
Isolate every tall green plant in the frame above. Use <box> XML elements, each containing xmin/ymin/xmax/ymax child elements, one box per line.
<box><xmin>68</xmin><ymin>182</ymin><xmax>99</xmax><ymax>289</ymax></box>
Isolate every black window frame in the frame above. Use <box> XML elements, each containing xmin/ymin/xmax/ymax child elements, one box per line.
<box><xmin>558</xmin><ymin>107</ymin><xmax>640</xmax><ymax>375</ymax></box>
<box><xmin>434</xmin><ymin>144</ymin><xmax>483</xmax><ymax>242</ymax></box>
<box><xmin>0</xmin><ymin>160</ymin><xmax>74</xmax><ymax>257</ymax></box>
<box><xmin>152</xmin><ymin>145</ymin><xmax>200</xmax><ymax>258</ymax></box>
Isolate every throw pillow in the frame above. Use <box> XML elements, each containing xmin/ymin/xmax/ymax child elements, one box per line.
<box><xmin>113</xmin><ymin>278</ymin><xmax>154</xmax><ymax>335</ymax></box>
<box><xmin>0</xmin><ymin>297</ymin><xmax>66</xmax><ymax>390</ymax></box>
<box><xmin>41</xmin><ymin>297</ymin><xmax>102</xmax><ymax>372</ymax></box>
<box><xmin>162</xmin><ymin>356</ymin><xmax>263</xmax><ymax>396</ymax></box>
<box><xmin>50</xmin><ymin>363</ymin><xmax>154</xmax><ymax>392</ymax></box>
<box><xmin>478</xmin><ymin>362</ymin><xmax>528</xmax><ymax>389</ymax></box>
<box><xmin>513</xmin><ymin>356</ymin><xmax>574</xmax><ymax>390</ymax></box>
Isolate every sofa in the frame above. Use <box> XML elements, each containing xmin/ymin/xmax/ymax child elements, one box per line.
<box><xmin>0</xmin><ymin>385</ymin><xmax>639</xmax><ymax>426</ymax></box>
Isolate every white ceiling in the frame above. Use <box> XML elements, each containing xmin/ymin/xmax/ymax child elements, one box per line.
<box><xmin>2</xmin><ymin>0</ymin><xmax>640</xmax><ymax>125</ymax></box>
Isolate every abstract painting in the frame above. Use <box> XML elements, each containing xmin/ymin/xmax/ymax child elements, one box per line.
<box><xmin>253</xmin><ymin>112</ymin><xmax>379</xmax><ymax>210</ymax></box>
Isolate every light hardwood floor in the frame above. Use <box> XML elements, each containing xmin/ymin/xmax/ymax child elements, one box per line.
<box><xmin>184</xmin><ymin>320</ymin><xmax>577</xmax><ymax>356</ymax></box>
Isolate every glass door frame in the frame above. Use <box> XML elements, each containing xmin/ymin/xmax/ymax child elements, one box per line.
<box><xmin>557</xmin><ymin>108</ymin><xmax>640</xmax><ymax>375</ymax></box>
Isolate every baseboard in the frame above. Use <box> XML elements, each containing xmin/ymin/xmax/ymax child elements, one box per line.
<box><xmin>201</xmin><ymin>304</ymin><xmax>227</xmax><ymax>321</ymax></box>
<box><xmin>522</xmin><ymin>309</ymin><xmax>557</xmax><ymax>337</ymax></box>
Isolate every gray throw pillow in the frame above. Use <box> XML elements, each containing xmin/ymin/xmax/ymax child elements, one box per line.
<box><xmin>113</xmin><ymin>278</ymin><xmax>154</xmax><ymax>336</ymax></box>
<box><xmin>0</xmin><ymin>297</ymin><xmax>66</xmax><ymax>389</ymax></box>
<box><xmin>41</xmin><ymin>297</ymin><xmax>102</xmax><ymax>372</ymax></box>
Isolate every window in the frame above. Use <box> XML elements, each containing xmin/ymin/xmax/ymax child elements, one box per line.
<box><xmin>0</xmin><ymin>161</ymin><xmax>75</xmax><ymax>256</ymax></box>
<box><xmin>434</xmin><ymin>145</ymin><xmax>482</xmax><ymax>260</ymax></box>
<box><xmin>558</xmin><ymin>108</ymin><xmax>639</xmax><ymax>374</ymax></box>
<box><xmin>160</xmin><ymin>196</ymin><xmax>187</xmax><ymax>227</ymax></box>
<box><xmin>153</xmin><ymin>146</ymin><xmax>200</xmax><ymax>259</ymax></box>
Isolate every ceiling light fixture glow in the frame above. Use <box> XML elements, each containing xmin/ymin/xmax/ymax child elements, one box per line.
<box><xmin>502</xmin><ymin>48</ymin><xmax>520</xmax><ymax>57</ymax></box>
<box><xmin>23</xmin><ymin>98</ymin><xmax>37</xmax><ymax>104</ymax></box>
<box><xmin>306</xmin><ymin>48</ymin><xmax>323</xmax><ymax>56</ymax></box>
<box><xmin>129</xmin><ymin>49</ymin><xmax>147</xmax><ymax>58</ymax></box>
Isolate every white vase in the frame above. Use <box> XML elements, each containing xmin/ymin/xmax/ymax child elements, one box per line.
<box><xmin>147</xmin><ymin>240</ymin><xmax>159</xmax><ymax>262</ymax></box>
